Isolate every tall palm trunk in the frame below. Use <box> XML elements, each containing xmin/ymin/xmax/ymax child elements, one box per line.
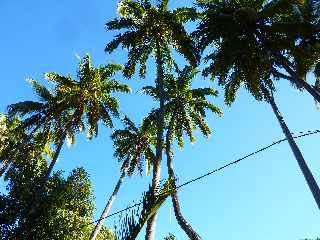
<box><xmin>165</xmin><ymin>121</ymin><xmax>202</xmax><ymax>240</ymax></box>
<box><xmin>145</xmin><ymin>41</ymin><xmax>165</xmax><ymax>240</ymax></box>
<box><xmin>89</xmin><ymin>170</ymin><xmax>126</xmax><ymax>240</ymax></box>
<box><xmin>269</xmin><ymin>95</ymin><xmax>320</xmax><ymax>209</ymax></box>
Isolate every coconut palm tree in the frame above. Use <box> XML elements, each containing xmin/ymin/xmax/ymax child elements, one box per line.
<box><xmin>194</xmin><ymin>0</ymin><xmax>320</xmax><ymax>104</ymax></box>
<box><xmin>89</xmin><ymin>117</ymin><xmax>156</xmax><ymax>240</ymax></box>
<box><xmin>8</xmin><ymin>54</ymin><xmax>131</xmax><ymax>218</ymax></box>
<box><xmin>194</xmin><ymin>0</ymin><xmax>320</xmax><ymax>210</ymax></box>
<box><xmin>143</xmin><ymin>66</ymin><xmax>222</xmax><ymax>240</ymax></box>
<box><xmin>105</xmin><ymin>1</ymin><xmax>199</xmax><ymax>239</ymax></box>
<box><xmin>265</xmin><ymin>89</ymin><xmax>320</xmax><ymax>209</ymax></box>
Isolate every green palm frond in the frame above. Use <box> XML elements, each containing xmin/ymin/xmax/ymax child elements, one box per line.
<box><xmin>104</xmin><ymin>80</ymin><xmax>132</xmax><ymax>94</ymax></box>
<box><xmin>144</xmin><ymin>65</ymin><xmax>222</xmax><ymax>148</ymax></box>
<box><xmin>173</xmin><ymin>7</ymin><xmax>199</xmax><ymax>23</ymax></box>
<box><xmin>111</xmin><ymin>117</ymin><xmax>156</xmax><ymax>176</ymax></box>
<box><xmin>106</xmin><ymin>0</ymin><xmax>199</xmax><ymax>79</ymax></box>
<box><xmin>103</xmin><ymin>63</ymin><xmax>124</xmax><ymax>77</ymax></box>
<box><xmin>195</xmin><ymin>0</ymin><xmax>320</xmax><ymax>104</ymax></box>
<box><xmin>114</xmin><ymin>178</ymin><xmax>174</xmax><ymax>240</ymax></box>
<box><xmin>117</xmin><ymin>0</ymin><xmax>145</xmax><ymax>18</ymax></box>
<box><xmin>45</xmin><ymin>72</ymin><xmax>74</xmax><ymax>86</ymax></box>
<box><xmin>7</xmin><ymin>101</ymin><xmax>45</xmax><ymax>118</ymax></box>
<box><xmin>140</xmin><ymin>86</ymin><xmax>159</xmax><ymax>100</ymax></box>
<box><xmin>27</xmin><ymin>79</ymin><xmax>53</xmax><ymax>102</ymax></box>
<box><xmin>8</xmin><ymin>53</ymin><xmax>130</xmax><ymax>148</ymax></box>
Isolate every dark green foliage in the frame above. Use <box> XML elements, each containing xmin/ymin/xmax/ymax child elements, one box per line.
<box><xmin>105</xmin><ymin>0</ymin><xmax>200</xmax><ymax>79</ymax></box>
<box><xmin>114</xmin><ymin>179</ymin><xmax>174</xmax><ymax>240</ymax></box>
<box><xmin>111</xmin><ymin>117</ymin><xmax>156</xmax><ymax>176</ymax></box>
<box><xmin>0</xmin><ymin>152</ymin><xmax>114</xmax><ymax>240</ymax></box>
<box><xmin>0</xmin><ymin>114</ymin><xmax>53</xmax><ymax>176</ymax></box>
<box><xmin>194</xmin><ymin>0</ymin><xmax>320</xmax><ymax>104</ymax></box>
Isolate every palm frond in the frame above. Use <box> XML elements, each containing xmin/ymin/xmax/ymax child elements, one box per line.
<box><xmin>117</xmin><ymin>0</ymin><xmax>145</xmax><ymax>18</ymax></box>
<box><xmin>114</xmin><ymin>178</ymin><xmax>174</xmax><ymax>240</ymax></box>
<box><xmin>7</xmin><ymin>101</ymin><xmax>45</xmax><ymax>118</ymax></box>
<box><xmin>173</xmin><ymin>7</ymin><xmax>199</xmax><ymax>23</ymax></box>
<box><xmin>27</xmin><ymin>79</ymin><xmax>53</xmax><ymax>102</ymax></box>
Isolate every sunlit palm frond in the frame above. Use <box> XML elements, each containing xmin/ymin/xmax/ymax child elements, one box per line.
<box><xmin>106</xmin><ymin>0</ymin><xmax>199</xmax><ymax>79</ymax></box>
<box><xmin>114</xmin><ymin>179</ymin><xmax>174</xmax><ymax>240</ymax></box>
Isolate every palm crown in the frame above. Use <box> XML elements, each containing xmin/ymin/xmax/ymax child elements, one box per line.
<box><xmin>111</xmin><ymin>117</ymin><xmax>156</xmax><ymax>176</ymax></box>
<box><xmin>105</xmin><ymin>0</ymin><xmax>199</xmax><ymax>78</ymax></box>
<box><xmin>8</xmin><ymin>54</ymin><xmax>131</xmax><ymax>143</ymax></box>
<box><xmin>143</xmin><ymin>66</ymin><xmax>223</xmax><ymax>147</ymax></box>
<box><xmin>194</xmin><ymin>0</ymin><xmax>320</xmax><ymax>104</ymax></box>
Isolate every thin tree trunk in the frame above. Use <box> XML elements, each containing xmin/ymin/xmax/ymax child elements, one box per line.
<box><xmin>28</xmin><ymin>136</ymin><xmax>65</xmax><ymax>216</ymax></box>
<box><xmin>0</xmin><ymin>159</ymin><xmax>10</xmax><ymax>177</ymax></box>
<box><xmin>165</xmin><ymin>121</ymin><xmax>202</xmax><ymax>240</ymax></box>
<box><xmin>89</xmin><ymin>170</ymin><xmax>126</xmax><ymax>240</ymax></box>
<box><xmin>145</xmin><ymin>41</ymin><xmax>165</xmax><ymax>240</ymax></box>
<box><xmin>269</xmin><ymin>95</ymin><xmax>320</xmax><ymax>209</ymax></box>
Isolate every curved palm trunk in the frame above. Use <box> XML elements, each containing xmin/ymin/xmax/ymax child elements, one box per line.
<box><xmin>165</xmin><ymin>124</ymin><xmax>202</xmax><ymax>240</ymax></box>
<box><xmin>145</xmin><ymin>41</ymin><xmax>165</xmax><ymax>240</ymax></box>
<box><xmin>269</xmin><ymin>96</ymin><xmax>320</xmax><ymax>209</ymax></box>
<box><xmin>89</xmin><ymin>171</ymin><xmax>126</xmax><ymax>240</ymax></box>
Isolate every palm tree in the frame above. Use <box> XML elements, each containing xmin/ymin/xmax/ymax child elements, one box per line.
<box><xmin>194</xmin><ymin>0</ymin><xmax>320</xmax><ymax>210</ymax></box>
<box><xmin>266</xmin><ymin>90</ymin><xmax>320</xmax><ymax>209</ymax></box>
<box><xmin>194</xmin><ymin>0</ymin><xmax>320</xmax><ymax>104</ymax></box>
<box><xmin>143</xmin><ymin>66</ymin><xmax>222</xmax><ymax>240</ymax></box>
<box><xmin>89</xmin><ymin>117</ymin><xmax>156</xmax><ymax>240</ymax></box>
<box><xmin>8</xmin><ymin>54</ymin><xmax>131</xmax><ymax>218</ymax></box>
<box><xmin>105</xmin><ymin>1</ymin><xmax>199</xmax><ymax>239</ymax></box>
<box><xmin>114</xmin><ymin>177</ymin><xmax>175</xmax><ymax>240</ymax></box>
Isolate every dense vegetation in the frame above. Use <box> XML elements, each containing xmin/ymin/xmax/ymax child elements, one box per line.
<box><xmin>0</xmin><ymin>0</ymin><xmax>319</xmax><ymax>239</ymax></box>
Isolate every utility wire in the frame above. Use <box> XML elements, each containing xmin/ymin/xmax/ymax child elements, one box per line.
<box><xmin>72</xmin><ymin>129</ymin><xmax>320</xmax><ymax>232</ymax></box>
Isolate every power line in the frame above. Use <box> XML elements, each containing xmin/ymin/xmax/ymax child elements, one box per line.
<box><xmin>177</xmin><ymin>129</ymin><xmax>320</xmax><ymax>189</ymax></box>
<box><xmin>73</xmin><ymin>129</ymin><xmax>320</xmax><ymax>232</ymax></box>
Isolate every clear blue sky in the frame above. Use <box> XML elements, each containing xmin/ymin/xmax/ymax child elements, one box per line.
<box><xmin>0</xmin><ymin>1</ymin><xmax>319</xmax><ymax>239</ymax></box>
